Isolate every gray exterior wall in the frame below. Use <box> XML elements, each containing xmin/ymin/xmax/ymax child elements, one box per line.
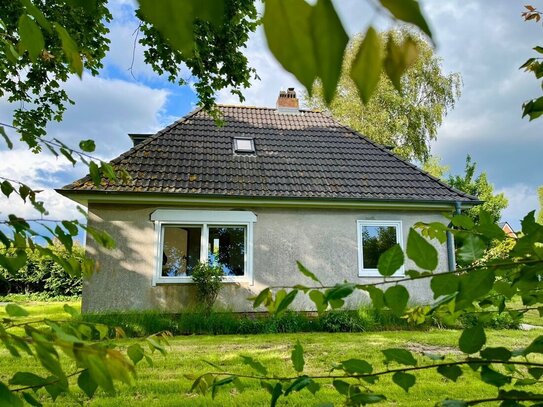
<box><xmin>82</xmin><ymin>203</ymin><xmax>450</xmax><ymax>313</ymax></box>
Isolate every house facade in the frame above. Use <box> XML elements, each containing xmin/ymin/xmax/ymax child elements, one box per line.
<box><xmin>58</xmin><ymin>90</ymin><xmax>479</xmax><ymax>313</ymax></box>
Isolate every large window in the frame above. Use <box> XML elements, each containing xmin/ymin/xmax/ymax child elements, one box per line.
<box><xmin>357</xmin><ymin>220</ymin><xmax>404</xmax><ymax>277</ymax></box>
<box><xmin>151</xmin><ymin>210</ymin><xmax>256</xmax><ymax>284</ymax></box>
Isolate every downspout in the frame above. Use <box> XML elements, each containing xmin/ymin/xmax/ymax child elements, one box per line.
<box><xmin>446</xmin><ymin>201</ymin><xmax>463</xmax><ymax>271</ymax></box>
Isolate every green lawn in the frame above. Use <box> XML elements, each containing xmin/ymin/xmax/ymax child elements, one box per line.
<box><xmin>0</xmin><ymin>302</ymin><xmax>541</xmax><ymax>406</ymax></box>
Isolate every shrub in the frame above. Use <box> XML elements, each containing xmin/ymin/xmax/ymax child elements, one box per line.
<box><xmin>190</xmin><ymin>261</ymin><xmax>223</xmax><ymax>311</ymax></box>
<box><xmin>0</xmin><ymin>243</ymin><xmax>83</xmax><ymax>297</ymax></box>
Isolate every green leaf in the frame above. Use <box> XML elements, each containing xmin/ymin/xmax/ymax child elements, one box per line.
<box><xmin>62</xmin><ymin>304</ymin><xmax>79</xmax><ymax>318</ymax></box>
<box><xmin>284</xmin><ymin>375</ymin><xmax>312</xmax><ymax>396</ymax></box>
<box><xmin>379</xmin><ymin>0</ymin><xmax>432</xmax><ymax>41</ymax></box>
<box><xmin>21</xmin><ymin>392</ymin><xmax>41</xmax><ymax>407</ymax></box>
<box><xmin>392</xmin><ymin>372</ymin><xmax>415</xmax><ymax>392</ymax></box>
<box><xmin>86</xmin><ymin>355</ymin><xmax>114</xmax><ymax>395</ymax></box>
<box><xmin>522</xmin><ymin>96</ymin><xmax>543</xmax><ymax>121</ymax></box>
<box><xmin>430</xmin><ymin>274</ymin><xmax>459</xmax><ymax>299</ymax></box>
<box><xmin>437</xmin><ymin>364</ymin><xmax>462</xmax><ymax>382</ymax></box>
<box><xmin>458</xmin><ymin>325</ymin><xmax>486</xmax><ymax>354</ymax></box>
<box><xmin>211</xmin><ymin>376</ymin><xmax>236</xmax><ymax>399</ymax></box>
<box><xmin>127</xmin><ymin>344</ymin><xmax>145</xmax><ymax>365</ymax></box>
<box><xmin>406</xmin><ymin>228</ymin><xmax>438</xmax><ymax>270</ymax></box>
<box><xmin>89</xmin><ymin>161</ymin><xmax>101</xmax><ymax>186</ymax></box>
<box><xmin>456</xmin><ymin>235</ymin><xmax>486</xmax><ymax>264</ymax></box>
<box><xmin>9</xmin><ymin>372</ymin><xmax>48</xmax><ymax>388</ymax></box>
<box><xmin>18</xmin><ymin>14</ymin><xmax>44</xmax><ymax>62</ymax></box>
<box><xmin>0</xmin><ymin>381</ymin><xmax>23</xmax><ymax>407</ymax></box>
<box><xmin>528</xmin><ymin>367</ymin><xmax>543</xmax><ymax>379</ymax></box>
<box><xmin>384</xmin><ymin>285</ymin><xmax>409</xmax><ymax>316</ymax></box>
<box><xmin>332</xmin><ymin>379</ymin><xmax>350</xmax><ymax>395</ymax></box>
<box><xmin>270</xmin><ymin>382</ymin><xmax>283</xmax><ymax>407</ymax></box>
<box><xmin>291</xmin><ymin>340</ymin><xmax>305</xmax><ymax>372</ymax></box>
<box><xmin>138</xmin><ymin>0</ymin><xmax>225</xmax><ymax>56</ymax></box>
<box><xmin>5</xmin><ymin>303</ymin><xmax>29</xmax><ymax>317</ymax></box>
<box><xmin>440</xmin><ymin>401</ymin><xmax>467</xmax><ymax>407</ymax></box>
<box><xmin>524</xmin><ymin>336</ymin><xmax>543</xmax><ymax>356</ymax></box>
<box><xmin>61</xmin><ymin>220</ymin><xmax>79</xmax><ymax>236</ymax></box>
<box><xmin>451</xmin><ymin>215</ymin><xmax>475</xmax><ymax>230</ymax></box>
<box><xmin>241</xmin><ymin>356</ymin><xmax>267</xmax><ymax>376</ymax></box>
<box><xmin>534</xmin><ymin>46</ymin><xmax>543</xmax><ymax>54</ymax></box>
<box><xmin>480</xmin><ymin>347</ymin><xmax>511</xmax><ymax>361</ymax></box>
<box><xmin>20</xmin><ymin>0</ymin><xmax>52</xmax><ymax>32</ymax></box>
<box><xmin>350</xmin><ymin>26</ymin><xmax>383</xmax><ymax>105</ymax></box>
<box><xmin>79</xmin><ymin>139</ymin><xmax>96</xmax><ymax>152</ymax></box>
<box><xmin>480</xmin><ymin>365</ymin><xmax>511</xmax><ymax>388</ymax></box>
<box><xmin>86</xmin><ymin>226</ymin><xmax>116</xmax><ymax>250</ymax></box>
<box><xmin>325</xmin><ymin>283</ymin><xmax>356</xmax><ymax>301</ymax></box>
<box><xmin>1</xmin><ymin>181</ymin><xmax>14</xmax><ymax>198</ymax></box>
<box><xmin>296</xmin><ymin>261</ymin><xmax>320</xmax><ymax>283</ymax></box>
<box><xmin>100</xmin><ymin>162</ymin><xmax>117</xmax><ymax>182</ymax></box>
<box><xmin>0</xmin><ymin>126</ymin><xmax>13</xmax><ymax>149</ymax></box>
<box><xmin>365</xmin><ymin>286</ymin><xmax>385</xmax><ymax>309</ymax></box>
<box><xmin>349</xmin><ymin>392</ymin><xmax>387</xmax><ymax>404</ymax></box>
<box><xmin>377</xmin><ymin>244</ymin><xmax>404</xmax><ymax>277</ymax></box>
<box><xmin>77</xmin><ymin>370</ymin><xmax>97</xmax><ymax>398</ymax></box>
<box><xmin>383</xmin><ymin>35</ymin><xmax>418</xmax><ymax>92</ymax></box>
<box><xmin>252</xmin><ymin>288</ymin><xmax>271</xmax><ymax>308</ymax></box>
<box><xmin>275</xmin><ymin>289</ymin><xmax>298</xmax><ymax>315</ymax></box>
<box><xmin>382</xmin><ymin>348</ymin><xmax>417</xmax><ymax>366</ymax></box>
<box><xmin>455</xmin><ymin>269</ymin><xmax>495</xmax><ymax>310</ymax></box>
<box><xmin>311</xmin><ymin>0</ymin><xmax>348</xmax><ymax>103</ymax></box>
<box><xmin>340</xmin><ymin>358</ymin><xmax>373</xmax><ymax>374</ymax></box>
<box><xmin>309</xmin><ymin>290</ymin><xmax>327</xmax><ymax>314</ymax></box>
<box><xmin>263</xmin><ymin>0</ymin><xmax>316</xmax><ymax>90</ymax></box>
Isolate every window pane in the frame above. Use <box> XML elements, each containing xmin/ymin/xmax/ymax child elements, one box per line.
<box><xmin>361</xmin><ymin>225</ymin><xmax>397</xmax><ymax>269</ymax></box>
<box><xmin>208</xmin><ymin>226</ymin><xmax>245</xmax><ymax>276</ymax></box>
<box><xmin>162</xmin><ymin>227</ymin><xmax>201</xmax><ymax>277</ymax></box>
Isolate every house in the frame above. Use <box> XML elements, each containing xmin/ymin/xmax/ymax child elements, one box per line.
<box><xmin>57</xmin><ymin>89</ymin><xmax>479</xmax><ymax>312</ymax></box>
<box><xmin>498</xmin><ymin>222</ymin><xmax>518</xmax><ymax>239</ymax></box>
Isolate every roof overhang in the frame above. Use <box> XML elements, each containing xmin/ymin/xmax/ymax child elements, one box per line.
<box><xmin>56</xmin><ymin>190</ymin><xmax>482</xmax><ymax>211</ymax></box>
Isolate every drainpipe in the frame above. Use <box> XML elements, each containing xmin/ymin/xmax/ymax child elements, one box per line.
<box><xmin>446</xmin><ymin>201</ymin><xmax>463</xmax><ymax>271</ymax></box>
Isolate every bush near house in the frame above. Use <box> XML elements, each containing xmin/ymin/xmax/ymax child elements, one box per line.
<box><xmin>81</xmin><ymin>306</ymin><xmax>519</xmax><ymax>338</ymax></box>
<box><xmin>0</xmin><ymin>243</ymin><xmax>83</xmax><ymax>298</ymax></box>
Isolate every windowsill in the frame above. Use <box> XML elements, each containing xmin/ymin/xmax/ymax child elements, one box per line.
<box><xmin>358</xmin><ymin>271</ymin><xmax>405</xmax><ymax>278</ymax></box>
<box><xmin>154</xmin><ymin>276</ymin><xmax>250</xmax><ymax>285</ymax></box>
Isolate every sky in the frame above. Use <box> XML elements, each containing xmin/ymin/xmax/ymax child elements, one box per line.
<box><xmin>0</xmin><ymin>0</ymin><xmax>541</xmax><ymax>235</ymax></box>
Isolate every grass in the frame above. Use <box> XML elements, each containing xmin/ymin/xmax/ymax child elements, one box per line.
<box><xmin>0</xmin><ymin>301</ymin><xmax>542</xmax><ymax>406</ymax></box>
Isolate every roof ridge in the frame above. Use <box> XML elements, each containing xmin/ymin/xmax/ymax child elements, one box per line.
<box><xmin>215</xmin><ymin>104</ymin><xmax>319</xmax><ymax>113</ymax></box>
<box><xmin>324</xmin><ymin>115</ymin><xmax>480</xmax><ymax>203</ymax></box>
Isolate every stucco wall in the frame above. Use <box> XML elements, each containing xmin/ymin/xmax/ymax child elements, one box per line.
<box><xmin>83</xmin><ymin>204</ymin><xmax>450</xmax><ymax>313</ymax></box>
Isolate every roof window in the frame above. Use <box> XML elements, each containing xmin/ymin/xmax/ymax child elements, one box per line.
<box><xmin>233</xmin><ymin>138</ymin><xmax>255</xmax><ymax>154</ymax></box>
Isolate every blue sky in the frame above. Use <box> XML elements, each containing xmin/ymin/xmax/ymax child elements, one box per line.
<box><xmin>0</xmin><ymin>0</ymin><xmax>541</xmax><ymax>237</ymax></box>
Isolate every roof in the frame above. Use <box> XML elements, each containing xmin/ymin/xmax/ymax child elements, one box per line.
<box><xmin>59</xmin><ymin>105</ymin><xmax>479</xmax><ymax>205</ymax></box>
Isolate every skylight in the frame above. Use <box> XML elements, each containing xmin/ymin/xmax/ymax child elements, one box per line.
<box><xmin>234</xmin><ymin>138</ymin><xmax>255</xmax><ymax>154</ymax></box>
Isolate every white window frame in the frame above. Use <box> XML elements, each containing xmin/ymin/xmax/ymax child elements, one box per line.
<box><xmin>151</xmin><ymin>209</ymin><xmax>256</xmax><ymax>285</ymax></box>
<box><xmin>357</xmin><ymin>219</ymin><xmax>404</xmax><ymax>277</ymax></box>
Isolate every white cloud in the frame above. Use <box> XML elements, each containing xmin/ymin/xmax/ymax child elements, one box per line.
<box><xmin>497</xmin><ymin>184</ymin><xmax>539</xmax><ymax>230</ymax></box>
<box><xmin>0</xmin><ymin>75</ymin><xmax>169</xmax><ymax>222</ymax></box>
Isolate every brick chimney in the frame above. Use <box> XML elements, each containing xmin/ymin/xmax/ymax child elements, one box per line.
<box><xmin>276</xmin><ymin>88</ymin><xmax>299</xmax><ymax>113</ymax></box>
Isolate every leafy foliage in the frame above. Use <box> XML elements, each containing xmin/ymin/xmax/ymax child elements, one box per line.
<box><xmin>520</xmin><ymin>5</ymin><xmax>543</xmax><ymax>120</ymax></box>
<box><xmin>0</xmin><ymin>243</ymin><xmax>83</xmax><ymax>297</ymax></box>
<box><xmin>136</xmin><ymin>0</ymin><xmax>258</xmax><ymax>113</ymax></box>
<box><xmin>307</xmin><ymin>30</ymin><xmax>461</xmax><ymax>161</ymax></box>
<box><xmin>446</xmin><ymin>155</ymin><xmax>508</xmax><ymax>224</ymax></box>
<box><xmin>538</xmin><ymin>186</ymin><xmax>543</xmax><ymax>224</ymax></box>
<box><xmin>190</xmin><ymin>261</ymin><xmax>224</xmax><ymax>312</ymax></box>
<box><xmin>191</xmin><ymin>209</ymin><xmax>543</xmax><ymax>406</ymax></box>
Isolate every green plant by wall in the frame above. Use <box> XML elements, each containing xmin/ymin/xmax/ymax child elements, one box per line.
<box><xmin>190</xmin><ymin>261</ymin><xmax>224</xmax><ymax>311</ymax></box>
